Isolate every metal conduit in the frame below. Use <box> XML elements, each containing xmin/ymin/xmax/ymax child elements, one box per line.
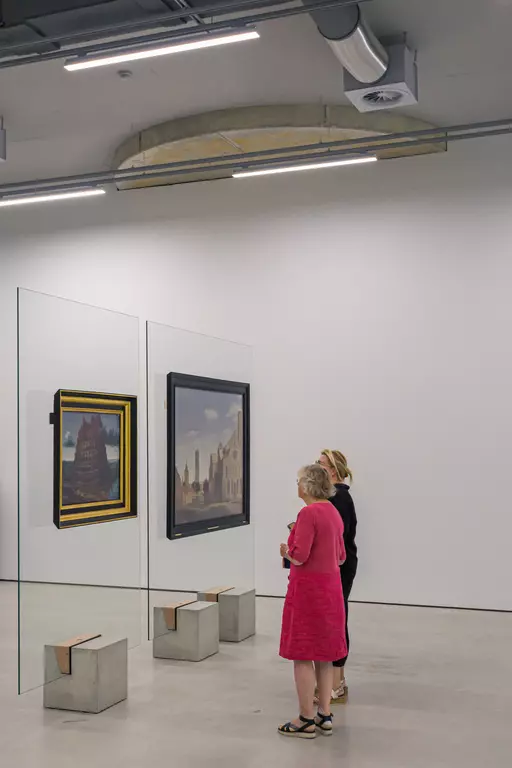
<box><xmin>0</xmin><ymin>119</ymin><xmax>511</xmax><ymax>198</ymax></box>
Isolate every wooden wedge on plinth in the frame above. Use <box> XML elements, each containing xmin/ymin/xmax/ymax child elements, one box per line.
<box><xmin>198</xmin><ymin>586</ymin><xmax>234</xmax><ymax>603</ymax></box>
<box><xmin>54</xmin><ymin>633</ymin><xmax>102</xmax><ymax>675</ymax></box>
<box><xmin>162</xmin><ymin>600</ymin><xmax>196</xmax><ymax>631</ymax></box>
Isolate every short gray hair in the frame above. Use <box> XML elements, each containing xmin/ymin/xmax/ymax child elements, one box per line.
<box><xmin>298</xmin><ymin>464</ymin><xmax>335</xmax><ymax>500</ymax></box>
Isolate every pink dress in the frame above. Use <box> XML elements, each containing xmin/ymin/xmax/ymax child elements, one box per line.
<box><xmin>279</xmin><ymin>502</ymin><xmax>347</xmax><ymax>662</ymax></box>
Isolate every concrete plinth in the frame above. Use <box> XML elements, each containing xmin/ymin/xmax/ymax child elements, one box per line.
<box><xmin>219</xmin><ymin>588</ymin><xmax>256</xmax><ymax>642</ymax></box>
<box><xmin>153</xmin><ymin>601</ymin><xmax>219</xmax><ymax>662</ymax></box>
<box><xmin>197</xmin><ymin>587</ymin><xmax>256</xmax><ymax>643</ymax></box>
<box><xmin>44</xmin><ymin>636</ymin><xmax>128</xmax><ymax>713</ymax></box>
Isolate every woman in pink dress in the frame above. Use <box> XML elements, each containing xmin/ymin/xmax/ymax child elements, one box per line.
<box><xmin>278</xmin><ymin>464</ymin><xmax>347</xmax><ymax>739</ymax></box>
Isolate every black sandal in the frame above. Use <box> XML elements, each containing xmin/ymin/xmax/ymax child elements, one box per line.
<box><xmin>278</xmin><ymin>715</ymin><xmax>316</xmax><ymax>739</ymax></box>
<box><xmin>315</xmin><ymin>711</ymin><xmax>333</xmax><ymax>736</ymax></box>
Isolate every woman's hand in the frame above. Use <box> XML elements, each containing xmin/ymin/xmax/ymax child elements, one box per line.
<box><xmin>280</xmin><ymin>543</ymin><xmax>288</xmax><ymax>559</ymax></box>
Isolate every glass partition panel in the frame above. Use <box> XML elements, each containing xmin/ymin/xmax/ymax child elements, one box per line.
<box><xmin>17</xmin><ymin>289</ymin><xmax>143</xmax><ymax>693</ymax></box>
<box><xmin>147</xmin><ymin>321</ymin><xmax>254</xmax><ymax>639</ymax></box>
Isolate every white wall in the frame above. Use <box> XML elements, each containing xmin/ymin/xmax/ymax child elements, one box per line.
<box><xmin>1</xmin><ymin>136</ymin><xmax>512</xmax><ymax>610</ymax></box>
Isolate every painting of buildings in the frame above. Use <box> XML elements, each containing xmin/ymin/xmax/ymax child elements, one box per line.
<box><xmin>61</xmin><ymin>411</ymin><xmax>121</xmax><ymax>506</ymax></box>
<box><xmin>167</xmin><ymin>374</ymin><xmax>249</xmax><ymax>539</ymax></box>
<box><xmin>175</xmin><ymin>408</ymin><xmax>244</xmax><ymax>521</ymax></box>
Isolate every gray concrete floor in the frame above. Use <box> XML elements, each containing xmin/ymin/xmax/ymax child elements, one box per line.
<box><xmin>1</xmin><ymin>582</ymin><xmax>512</xmax><ymax>767</ymax></box>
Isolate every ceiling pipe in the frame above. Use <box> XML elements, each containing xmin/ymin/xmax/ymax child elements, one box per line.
<box><xmin>1</xmin><ymin>118</ymin><xmax>512</xmax><ymax>197</ymax></box>
<box><xmin>304</xmin><ymin>1</ymin><xmax>388</xmax><ymax>84</ymax></box>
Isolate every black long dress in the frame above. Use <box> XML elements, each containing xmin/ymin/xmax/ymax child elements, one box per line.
<box><xmin>330</xmin><ymin>483</ymin><xmax>358</xmax><ymax>668</ymax></box>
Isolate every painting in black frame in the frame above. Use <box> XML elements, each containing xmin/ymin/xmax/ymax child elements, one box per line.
<box><xmin>167</xmin><ymin>373</ymin><xmax>250</xmax><ymax>540</ymax></box>
<box><xmin>52</xmin><ymin>389</ymin><xmax>138</xmax><ymax>529</ymax></box>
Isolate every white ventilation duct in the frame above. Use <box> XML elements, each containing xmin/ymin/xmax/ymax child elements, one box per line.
<box><xmin>304</xmin><ymin>1</ymin><xmax>388</xmax><ymax>84</ymax></box>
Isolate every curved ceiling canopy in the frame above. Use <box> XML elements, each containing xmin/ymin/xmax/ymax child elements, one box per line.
<box><xmin>113</xmin><ymin>104</ymin><xmax>444</xmax><ymax>188</ymax></box>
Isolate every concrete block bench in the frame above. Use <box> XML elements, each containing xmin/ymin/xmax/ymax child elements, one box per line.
<box><xmin>197</xmin><ymin>586</ymin><xmax>256</xmax><ymax>643</ymax></box>
<box><xmin>153</xmin><ymin>600</ymin><xmax>219</xmax><ymax>662</ymax></box>
<box><xmin>44</xmin><ymin>634</ymin><xmax>128</xmax><ymax>713</ymax></box>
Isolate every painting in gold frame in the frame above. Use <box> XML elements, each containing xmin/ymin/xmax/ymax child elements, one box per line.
<box><xmin>52</xmin><ymin>390</ymin><xmax>137</xmax><ymax>529</ymax></box>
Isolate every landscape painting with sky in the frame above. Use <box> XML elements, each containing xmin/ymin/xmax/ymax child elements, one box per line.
<box><xmin>174</xmin><ymin>387</ymin><xmax>244</xmax><ymax>526</ymax></box>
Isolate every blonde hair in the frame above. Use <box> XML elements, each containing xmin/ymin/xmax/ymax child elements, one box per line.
<box><xmin>298</xmin><ymin>464</ymin><xmax>335</xmax><ymax>500</ymax></box>
<box><xmin>321</xmin><ymin>449</ymin><xmax>353</xmax><ymax>483</ymax></box>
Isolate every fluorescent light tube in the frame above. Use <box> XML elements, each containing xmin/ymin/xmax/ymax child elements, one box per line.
<box><xmin>0</xmin><ymin>188</ymin><xmax>106</xmax><ymax>208</ymax></box>
<box><xmin>233</xmin><ymin>156</ymin><xmax>378</xmax><ymax>178</ymax></box>
<box><xmin>65</xmin><ymin>30</ymin><xmax>260</xmax><ymax>71</ymax></box>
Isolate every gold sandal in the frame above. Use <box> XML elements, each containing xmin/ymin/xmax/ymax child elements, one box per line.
<box><xmin>332</xmin><ymin>684</ymin><xmax>349</xmax><ymax>704</ymax></box>
<box><xmin>313</xmin><ymin>684</ymin><xmax>348</xmax><ymax>705</ymax></box>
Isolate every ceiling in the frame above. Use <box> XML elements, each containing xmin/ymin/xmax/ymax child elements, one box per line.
<box><xmin>1</xmin><ymin>0</ymin><xmax>512</xmax><ymax>185</ymax></box>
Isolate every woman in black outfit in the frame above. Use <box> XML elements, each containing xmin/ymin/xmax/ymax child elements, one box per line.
<box><xmin>318</xmin><ymin>450</ymin><xmax>357</xmax><ymax>703</ymax></box>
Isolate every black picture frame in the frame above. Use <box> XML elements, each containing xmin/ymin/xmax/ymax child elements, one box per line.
<box><xmin>167</xmin><ymin>373</ymin><xmax>250</xmax><ymax>540</ymax></box>
<box><xmin>52</xmin><ymin>389</ymin><xmax>138</xmax><ymax>529</ymax></box>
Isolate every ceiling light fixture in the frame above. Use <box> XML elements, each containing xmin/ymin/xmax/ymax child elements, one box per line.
<box><xmin>0</xmin><ymin>188</ymin><xmax>106</xmax><ymax>208</ymax></box>
<box><xmin>64</xmin><ymin>30</ymin><xmax>260</xmax><ymax>72</ymax></box>
<box><xmin>233</xmin><ymin>156</ymin><xmax>378</xmax><ymax>179</ymax></box>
